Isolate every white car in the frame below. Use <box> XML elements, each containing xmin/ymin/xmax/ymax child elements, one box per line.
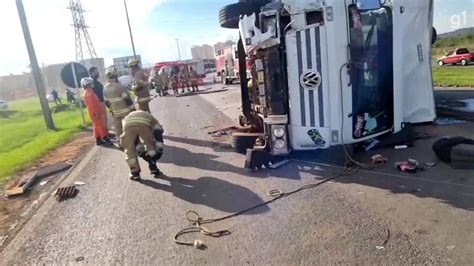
<box><xmin>0</xmin><ymin>99</ymin><xmax>8</xmax><ymax>110</ymax></box>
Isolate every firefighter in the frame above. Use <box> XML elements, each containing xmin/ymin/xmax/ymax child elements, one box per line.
<box><xmin>170</xmin><ymin>71</ymin><xmax>179</xmax><ymax>95</ymax></box>
<box><xmin>179</xmin><ymin>67</ymin><xmax>190</xmax><ymax>94</ymax></box>
<box><xmin>120</xmin><ymin>110</ymin><xmax>164</xmax><ymax>181</ymax></box>
<box><xmin>103</xmin><ymin>66</ymin><xmax>135</xmax><ymax>140</ymax></box>
<box><xmin>128</xmin><ymin>58</ymin><xmax>151</xmax><ymax>112</ymax></box>
<box><xmin>152</xmin><ymin>71</ymin><xmax>163</xmax><ymax>97</ymax></box>
<box><xmin>160</xmin><ymin>70</ymin><xmax>170</xmax><ymax>96</ymax></box>
<box><xmin>81</xmin><ymin>77</ymin><xmax>112</xmax><ymax>146</ymax></box>
<box><xmin>189</xmin><ymin>66</ymin><xmax>199</xmax><ymax>92</ymax></box>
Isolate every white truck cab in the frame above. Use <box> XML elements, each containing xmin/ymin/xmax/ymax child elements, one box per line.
<box><xmin>219</xmin><ymin>0</ymin><xmax>436</xmax><ymax>164</ymax></box>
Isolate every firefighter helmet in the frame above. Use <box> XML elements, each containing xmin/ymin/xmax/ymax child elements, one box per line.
<box><xmin>127</xmin><ymin>58</ymin><xmax>140</xmax><ymax>67</ymax></box>
<box><xmin>80</xmin><ymin>77</ymin><xmax>94</xmax><ymax>88</ymax></box>
<box><xmin>105</xmin><ymin>66</ymin><xmax>118</xmax><ymax>78</ymax></box>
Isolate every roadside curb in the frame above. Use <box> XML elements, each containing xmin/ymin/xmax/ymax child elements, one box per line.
<box><xmin>0</xmin><ymin>145</ymin><xmax>100</xmax><ymax>261</ymax></box>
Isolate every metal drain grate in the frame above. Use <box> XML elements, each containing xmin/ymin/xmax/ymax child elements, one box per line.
<box><xmin>55</xmin><ymin>186</ymin><xmax>79</xmax><ymax>201</ymax></box>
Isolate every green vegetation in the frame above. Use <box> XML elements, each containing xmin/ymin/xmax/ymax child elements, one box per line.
<box><xmin>432</xmin><ymin>33</ymin><xmax>474</xmax><ymax>87</ymax></box>
<box><xmin>432</xmin><ymin>66</ymin><xmax>474</xmax><ymax>87</ymax></box>
<box><xmin>0</xmin><ymin>98</ymin><xmax>89</xmax><ymax>183</ymax></box>
<box><xmin>432</xmin><ymin>33</ymin><xmax>474</xmax><ymax>58</ymax></box>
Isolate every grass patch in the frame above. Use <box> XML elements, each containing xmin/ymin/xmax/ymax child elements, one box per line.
<box><xmin>432</xmin><ymin>65</ymin><xmax>474</xmax><ymax>87</ymax></box>
<box><xmin>0</xmin><ymin>98</ymin><xmax>90</xmax><ymax>183</ymax></box>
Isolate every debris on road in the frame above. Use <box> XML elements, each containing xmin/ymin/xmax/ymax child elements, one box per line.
<box><xmin>269</xmin><ymin>159</ymin><xmax>291</xmax><ymax>169</ymax></box>
<box><xmin>75</xmin><ymin>256</ymin><xmax>84</xmax><ymax>262</ymax></box>
<box><xmin>394</xmin><ymin>145</ymin><xmax>408</xmax><ymax>150</ymax></box>
<box><xmin>208</xmin><ymin>126</ymin><xmax>237</xmax><ymax>136</ymax></box>
<box><xmin>74</xmin><ymin>181</ymin><xmax>86</xmax><ymax>186</ymax></box>
<box><xmin>365</xmin><ymin>139</ymin><xmax>381</xmax><ymax>151</ymax></box>
<box><xmin>55</xmin><ymin>186</ymin><xmax>79</xmax><ymax>201</ymax></box>
<box><xmin>424</xmin><ymin>162</ymin><xmax>437</xmax><ymax>167</ymax></box>
<box><xmin>39</xmin><ymin>180</ymin><xmax>49</xmax><ymax>186</ymax></box>
<box><xmin>6</xmin><ymin>161</ymin><xmax>72</xmax><ymax>196</ymax></box>
<box><xmin>375</xmin><ymin>246</ymin><xmax>385</xmax><ymax>250</ymax></box>
<box><xmin>371</xmin><ymin>154</ymin><xmax>387</xmax><ymax>164</ymax></box>
<box><xmin>447</xmin><ymin>244</ymin><xmax>456</xmax><ymax>250</ymax></box>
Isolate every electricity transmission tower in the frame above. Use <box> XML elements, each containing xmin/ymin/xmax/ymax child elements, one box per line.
<box><xmin>68</xmin><ymin>0</ymin><xmax>97</xmax><ymax>62</ymax></box>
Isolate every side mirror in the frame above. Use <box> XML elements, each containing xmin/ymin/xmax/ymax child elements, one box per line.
<box><xmin>356</xmin><ymin>0</ymin><xmax>381</xmax><ymax>10</ymax></box>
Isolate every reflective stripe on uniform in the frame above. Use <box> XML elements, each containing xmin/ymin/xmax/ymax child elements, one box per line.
<box><xmin>114</xmin><ymin>108</ymin><xmax>132</xmax><ymax>116</ymax></box>
<box><xmin>126</xmin><ymin>158</ymin><xmax>138</xmax><ymax>167</ymax></box>
<box><xmin>137</xmin><ymin>97</ymin><xmax>150</xmax><ymax>103</ymax></box>
<box><xmin>155</xmin><ymin>142</ymin><xmax>164</xmax><ymax>149</ymax></box>
<box><xmin>107</xmin><ymin>97</ymin><xmax>123</xmax><ymax>103</ymax></box>
<box><xmin>121</xmin><ymin>92</ymin><xmax>129</xmax><ymax>99</ymax></box>
<box><xmin>124</xmin><ymin>117</ymin><xmax>151</xmax><ymax>127</ymax></box>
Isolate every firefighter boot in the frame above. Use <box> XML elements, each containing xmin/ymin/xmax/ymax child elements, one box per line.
<box><xmin>149</xmin><ymin>161</ymin><xmax>162</xmax><ymax>177</ymax></box>
<box><xmin>129</xmin><ymin>171</ymin><xmax>141</xmax><ymax>181</ymax></box>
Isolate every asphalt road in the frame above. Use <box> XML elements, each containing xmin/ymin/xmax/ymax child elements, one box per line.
<box><xmin>1</xmin><ymin>84</ymin><xmax>473</xmax><ymax>264</ymax></box>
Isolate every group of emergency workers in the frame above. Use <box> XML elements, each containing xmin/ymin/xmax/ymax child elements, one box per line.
<box><xmin>151</xmin><ymin>66</ymin><xmax>199</xmax><ymax>96</ymax></box>
<box><xmin>80</xmin><ymin>58</ymin><xmax>164</xmax><ymax>181</ymax></box>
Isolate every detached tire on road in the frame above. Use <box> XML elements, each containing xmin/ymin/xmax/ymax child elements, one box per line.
<box><xmin>231</xmin><ymin>132</ymin><xmax>259</xmax><ymax>154</ymax></box>
<box><xmin>219</xmin><ymin>1</ymin><xmax>271</xmax><ymax>29</ymax></box>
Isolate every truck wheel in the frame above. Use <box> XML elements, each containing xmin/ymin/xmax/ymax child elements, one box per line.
<box><xmin>231</xmin><ymin>132</ymin><xmax>259</xmax><ymax>154</ymax></box>
<box><xmin>461</xmin><ymin>59</ymin><xmax>468</xmax><ymax>66</ymax></box>
<box><xmin>431</xmin><ymin>27</ymin><xmax>437</xmax><ymax>45</ymax></box>
<box><xmin>219</xmin><ymin>1</ymin><xmax>271</xmax><ymax>29</ymax></box>
<box><xmin>438</xmin><ymin>60</ymin><xmax>444</xmax><ymax>66</ymax></box>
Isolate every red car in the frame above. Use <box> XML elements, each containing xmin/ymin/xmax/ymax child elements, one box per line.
<box><xmin>437</xmin><ymin>48</ymin><xmax>474</xmax><ymax>66</ymax></box>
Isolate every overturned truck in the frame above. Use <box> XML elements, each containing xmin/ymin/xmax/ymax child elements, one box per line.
<box><xmin>219</xmin><ymin>0</ymin><xmax>437</xmax><ymax>167</ymax></box>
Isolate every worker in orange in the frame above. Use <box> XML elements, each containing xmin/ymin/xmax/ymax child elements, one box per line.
<box><xmin>128</xmin><ymin>58</ymin><xmax>151</xmax><ymax>112</ymax></box>
<box><xmin>81</xmin><ymin>77</ymin><xmax>113</xmax><ymax>146</ymax></box>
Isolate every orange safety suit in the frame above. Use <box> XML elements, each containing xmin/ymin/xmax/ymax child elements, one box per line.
<box><xmin>83</xmin><ymin>88</ymin><xmax>108</xmax><ymax>139</ymax></box>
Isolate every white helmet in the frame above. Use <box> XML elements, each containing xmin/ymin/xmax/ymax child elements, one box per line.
<box><xmin>81</xmin><ymin>77</ymin><xmax>94</xmax><ymax>88</ymax></box>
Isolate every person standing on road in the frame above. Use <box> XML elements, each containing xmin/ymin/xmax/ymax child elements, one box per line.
<box><xmin>152</xmin><ymin>71</ymin><xmax>163</xmax><ymax>97</ymax></box>
<box><xmin>128</xmin><ymin>58</ymin><xmax>151</xmax><ymax>112</ymax></box>
<box><xmin>170</xmin><ymin>71</ymin><xmax>179</xmax><ymax>95</ymax></box>
<box><xmin>179</xmin><ymin>67</ymin><xmax>190</xmax><ymax>94</ymax></box>
<box><xmin>103</xmin><ymin>66</ymin><xmax>135</xmax><ymax>141</ymax></box>
<box><xmin>81</xmin><ymin>77</ymin><xmax>113</xmax><ymax>147</ymax></box>
<box><xmin>160</xmin><ymin>70</ymin><xmax>170</xmax><ymax>96</ymax></box>
<box><xmin>89</xmin><ymin>67</ymin><xmax>108</xmax><ymax>131</ymax></box>
<box><xmin>189</xmin><ymin>67</ymin><xmax>199</xmax><ymax>92</ymax></box>
<box><xmin>120</xmin><ymin>110</ymin><xmax>164</xmax><ymax>181</ymax></box>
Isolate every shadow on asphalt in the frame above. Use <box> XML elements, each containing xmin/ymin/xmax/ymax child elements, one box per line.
<box><xmin>138</xmin><ymin>175</ymin><xmax>270</xmax><ymax>214</ymax></box>
<box><xmin>159</xmin><ymin>142</ymin><xmax>303</xmax><ymax>180</ymax></box>
<box><xmin>161</xmin><ymin>122</ymin><xmax>474</xmax><ymax>211</ymax></box>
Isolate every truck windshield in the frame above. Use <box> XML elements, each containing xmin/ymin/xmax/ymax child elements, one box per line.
<box><xmin>348</xmin><ymin>6</ymin><xmax>393</xmax><ymax>139</ymax></box>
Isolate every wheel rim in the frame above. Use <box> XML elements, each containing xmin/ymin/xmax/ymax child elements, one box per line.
<box><xmin>438</xmin><ymin>61</ymin><xmax>443</xmax><ymax>66</ymax></box>
<box><xmin>461</xmin><ymin>60</ymin><xmax>467</xmax><ymax>66</ymax></box>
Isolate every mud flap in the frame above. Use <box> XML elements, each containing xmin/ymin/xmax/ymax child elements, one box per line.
<box><xmin>244</xmin><ymin>149</ymin><xmax>274</xmax><ymax>169</ymax></box>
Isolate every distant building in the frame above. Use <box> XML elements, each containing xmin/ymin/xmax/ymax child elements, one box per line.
<box><xmin>113</xmin><ymin>55</ymin><xmax>142</xmax><ymax>77</ymax></box>
<box><xmin>214</xmin><ymin>40</ymin><xmax>236</xmax><ymax>55</ymax></box>
<box><xmin>191</xmin><ymin>44</ymin><xmax>215</xmax><ymax>60</ymax></box>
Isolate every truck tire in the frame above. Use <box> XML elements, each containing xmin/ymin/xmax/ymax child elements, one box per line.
<box><xmin>219</xmin><ymin>1</ymin><xmax>271</xmax><ymax>29</ymax></box>
<box><xmin>461</xmin><ymin>59</ymin><xmax>468</xmax><ymax>66</ymax></box>
<box><xmin>231</xmin><ymin>132</ymin><xmax>259</xmax><ymax>154</ymax></box>
<box><xmin>431</xmin><ymin>27</ymin><xmax>437</xmax><ymax>45</ymax></box>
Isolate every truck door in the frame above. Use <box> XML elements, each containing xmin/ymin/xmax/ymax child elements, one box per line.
<box><xmin>285</xmin><ymin>8</ymin><xmax>331</xmax><ymax>150</ymax></box>
<box><xmin>347</xmin><ymin>3</ymin><xmax>394</xmax><ymax>139</ymax></box>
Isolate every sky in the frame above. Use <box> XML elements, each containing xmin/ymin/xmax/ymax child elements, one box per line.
<box><xmin>0</xmin><ymin>0</ymin><xmax>472</xmax><ymax>76</ymax></box>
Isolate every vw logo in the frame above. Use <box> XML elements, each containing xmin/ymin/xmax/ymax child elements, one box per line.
<box><xmin>300</xmin><ymin>70</ymin><xmax>321</xmax><ymax>90</ymax></box>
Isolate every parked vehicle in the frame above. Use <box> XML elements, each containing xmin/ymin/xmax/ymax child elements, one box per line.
<box><xmin>0</xmin><ymin>99</ymin><xmax>8</xmax><ymax>110</ymax></box>
<box><xmin>219</xmin><ymin>0</ymin><xmax>437</xmax><ymax>165</ymax></box>
<box><xmin>437</xmin><ymin>48</ymin><xmax>474</xmax><ymax>66</ymax></box>
<box><xmin>215</xmin><ymin>44</ymin><xmax>251</xmax><ymax>84</ymax></box>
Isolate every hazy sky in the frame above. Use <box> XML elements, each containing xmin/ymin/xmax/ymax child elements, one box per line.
<box><xmin>0</xmin><ymin>0</ymin><xmax>472</xmax><ymax>76</ymax></box>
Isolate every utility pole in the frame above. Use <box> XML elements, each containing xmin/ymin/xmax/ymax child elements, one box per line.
<box><xmin>16</xmin><ymin>0</ymin><xmax>55</xmax><ymax>130</ymax></box>
<box><xmin>175</xmin><ymin>38</ymin><xmax>182</xmax><ymax>61</ymax></box>
<box><xmin>123</xmin><ymin>0</ymin><xmax>136</xmax><ymax>57</ymax></box>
